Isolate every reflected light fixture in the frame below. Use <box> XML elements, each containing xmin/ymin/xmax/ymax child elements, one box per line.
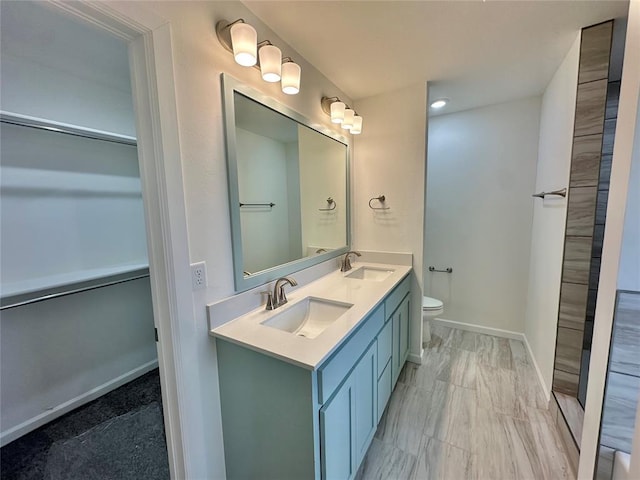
<box><xmin>430</xmin><ymin>98</ymin><xmax>449</xmax><ymax>109</ymax></box>
<box><xmin>216</xmin><ymin>18</ymin><xmax>301</xmax><ymax>94</ymax></box>
<box><xmin>321</xmin><ymin>97</ymin><xmax>363</xmax><ymax>135</ymax></box>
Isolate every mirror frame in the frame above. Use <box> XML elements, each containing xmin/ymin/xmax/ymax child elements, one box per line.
<box><xmin>221</xmin><ymin>74</ymin><xmax>351</xmax><ymax>292</ymax></box>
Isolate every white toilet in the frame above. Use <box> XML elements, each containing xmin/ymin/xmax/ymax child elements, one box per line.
<box><xmin>422</xmin><ymin>296</ymin><xmax>444</xmax><ymax>343</ymax></box>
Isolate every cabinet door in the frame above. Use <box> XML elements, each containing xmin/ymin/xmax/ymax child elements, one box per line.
<box><xmin>320</xmin><ymin>376</ymin><xmax>355</xmax><ymax>480</ymax></box>
<box><xmin>354</xmin><ymin>342</ymin><xmax>377</xmax><ymax>466</ymax></box>
<box><xmin>399</xmin><ymin>296</ymin><xmax>410</xmax><ymax>362</ymax></box>
<box><xmin>391</xmin><ymin>307</ymin><xmax>401</xmax><ymax>386</ymax></box>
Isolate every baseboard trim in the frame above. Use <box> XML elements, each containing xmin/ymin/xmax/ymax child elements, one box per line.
<box><xmin>430</xmin><ymin>317</ymin><xmax>550</xmax><ymax>401</ymax></box>
<box><xmin>0</xmin><ymin>359</ymin><xmax>159</xmax><ymax>447</ymax></box>
<box><xmin>408</xmin><ymin>349</ymin><xmax>424</xmax><ymax>365</ymax></box>
<box><xmin>523</xmin><ymin>335</ymin><xmax>551</xmax><ymax>402</ymax></box>
<box><xmin>431</xmin><ymin>317</ymin><xmax>524</xmax><ymax>340</ymax></box>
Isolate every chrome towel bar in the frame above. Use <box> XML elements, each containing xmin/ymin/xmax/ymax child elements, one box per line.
<box><xmin>429</xmin><ymin>266</ymin><xmax>453</xmax><ymax>273</ymax></box>
<box><xmin>532</xmin><ymin>188</ymin><xmax>567</xmax><ymax>199</ymax></box>
<box><xmin>319</xmin><ymin>197</ymin><xmax>336</xmax><ymax>211</ymax></box>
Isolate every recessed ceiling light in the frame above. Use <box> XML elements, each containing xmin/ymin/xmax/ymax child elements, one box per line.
<box><xmin>430</xmin><ymin>98</ymin><xmax>448</xmax><ymax>109</ymax></box>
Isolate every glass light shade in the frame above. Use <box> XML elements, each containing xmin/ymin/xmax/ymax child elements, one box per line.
<box><xmin>230</xmin><ymin>23</ymin><xmax>257</xmax><ymax>67</ymax></box>
<box><xmin>259</xmin><ymin>45</ymin><xmax>282</xmax><ymax>82</ymax></box>
<box><xmin>330</xmin><ymin>101</ymin><xmax>346</xmax><ymax>124</ymax></box>
<box><xmin>342</xmin><ymin>109</ymin><xmax>355</xmax><ymax>130</ymax></box>
<box><xmin>350</xmin><ymin>116</ymin><xmax>363</xmax><ymax>134</ymax></box>
<box><xmin>281</xmin><ymin>62</ymin><xmax>301</xmax><ymax>95</ymax></box>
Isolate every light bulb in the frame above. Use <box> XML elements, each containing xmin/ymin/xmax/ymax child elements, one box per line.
<box><xmin>230</xmin><ymin>23</ymin><xmax>257</xmax><ymax>67</ymax></box>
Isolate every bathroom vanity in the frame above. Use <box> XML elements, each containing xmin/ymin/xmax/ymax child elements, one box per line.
<box><xmin>211</xmin><ymin>263</ymin><xmax>411</xmax><ymax>480</ymax></box>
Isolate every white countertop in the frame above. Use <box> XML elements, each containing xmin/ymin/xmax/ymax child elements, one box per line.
<box><xmin>210</xmin><ymin>262</ymin><xmax>411</xmax><ymax>370</ymax></box>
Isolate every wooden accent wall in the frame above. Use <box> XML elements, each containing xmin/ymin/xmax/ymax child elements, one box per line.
<box><xmin>553</xmin><ymin>21</ymin><xmax>614</xmax><ymax>396</ymax></box>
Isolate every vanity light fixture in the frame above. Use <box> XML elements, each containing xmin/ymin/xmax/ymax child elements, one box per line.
<box><xmin>321</xmin><ymin>96</ymin><xmax>363</xmax><ymax>134</ymax></box>
<box><xmin>430</xmin><ymin>98</ymin><xmax>449</xmax><ymax>109</ymax></box>
<box><xmin>216</xmin><ymin>18</ymin><xmax>301</xmax><ymax>94</ymax></box>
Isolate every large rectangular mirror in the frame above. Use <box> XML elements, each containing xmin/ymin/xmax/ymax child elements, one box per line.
<box><xmin>222</xmin><ymin>74</ymin><xmax>350</xmax><ymax>291</ymax></box>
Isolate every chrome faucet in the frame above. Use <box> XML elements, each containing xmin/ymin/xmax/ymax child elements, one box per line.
<box><xmin>340</xmin><ymin>251</ymin><xmax>361</xmax><ymax>272</ymax></box>
<box><xmin>267</xmin><ymin>276</ymin><xmax>298</xmax><ymax>310</ymax></box>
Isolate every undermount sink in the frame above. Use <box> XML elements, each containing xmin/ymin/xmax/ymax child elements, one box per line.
<box><xmin>261</xmin><ymin>297</ymin><xmax>353</xmax><ymax>339</ymax></box>
<box><xmin>345</xmin><ymin>266</ymin><xmax>394</xmax><ymax>282</ymax></box>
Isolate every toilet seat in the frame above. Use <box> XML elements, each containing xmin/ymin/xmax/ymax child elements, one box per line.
<box><xmin>422</xmin><ymin>296</ymin><xmax>443</xmax><ymax>311</ymax></box>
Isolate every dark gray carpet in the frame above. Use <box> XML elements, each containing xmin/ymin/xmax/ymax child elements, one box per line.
<box><xmin>44</xmin><ymin>402</ymin><xmax>169</xmax><ymax>480</ymax></box>
<box><xmin>1</xmin><ymin>369</ymin><xmax>168</xmax><ymax>480</ymax></box>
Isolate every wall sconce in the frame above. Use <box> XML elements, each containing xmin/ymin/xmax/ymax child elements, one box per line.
<box><xmin>216</xmin><ymin>18</ymin><xmax>302</xmax><ymax>95</ymax></box>
<box><xmin>321</xmin><ymin>97</ymin><xmax>363</xmax><ymax>134</ymax></box>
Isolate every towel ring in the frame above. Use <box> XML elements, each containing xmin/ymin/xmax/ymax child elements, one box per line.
<box><xmin>369</xmin><ymin>195</ymin><xmax>390</xmax><ymax>210</ymax></box>
<box><xmin>319</xmin><ymin>197</ymin><xmax>337</xmax><ymax>211</ymax></box>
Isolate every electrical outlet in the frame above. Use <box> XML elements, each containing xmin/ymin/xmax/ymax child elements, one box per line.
<box><xmin>191</xmin><ymin>261</ymin><xmax>207</xmax><ymax>290</ymax></box>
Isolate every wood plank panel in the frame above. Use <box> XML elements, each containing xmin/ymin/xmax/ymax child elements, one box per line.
<box><xmin>553</xmin><ymin>369</ymin><xmax>579</xmax><ymax>397</ymax></box>
<box><xmin>599</xmin><ymin>155</ymin><xmax>612</xmax><ymax>190</ymax></box>
<box><xmin>570</xmin><ymin>134</ymin><xmax>602</xmax><ymax>187</ymax></box>
<box><xmin>605</xmin><ymin>81</ymin><xmax>621</xmax><ymax>119</ymax></box>
<box><xmin>600</xmin><ymin>372</ymin><xmax>640</xmax><ymax>451</ymax></box>
<box><xmin>562</xmin><ymin>236</ymin><xmax>593</xmax><ymax>284</ymax></box>
<box><xmin>578</xmin><ymin>21</ymin><xmax>613</xmax><ymax>84</ymax></box>
<box><xmin>574</xmin><ymin>79</ymin><xmax>608</xmax><ymax>137</ymax></box>
<box><xmin>558</xmin><ymin>282</ymin><xmax>589</xmax><ymax>331</ymax></box>
<box><xmin>611</xmin><ymin>292</ymin><xmax>640</xmax><ymax>377</ymax></box>
<box><xmin>595</xmin><ymin>189</ymin><xmax>609</xmax><ymax>225</ymax></box>
<box><xmin>554</xmin><ymin>327</ymin><xmax>583</xmax><ymax>375</ymax></box>
<box><xmin>566</xmin><ymin>186</ymin><xmax>597</xmax><ymax>236</ymax></box>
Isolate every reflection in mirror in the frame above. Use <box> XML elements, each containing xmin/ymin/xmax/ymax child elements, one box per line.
<box><xmin>222</xmin><ymin>75</ymin><xmax>349</xmax><ymax>291</ymax></box>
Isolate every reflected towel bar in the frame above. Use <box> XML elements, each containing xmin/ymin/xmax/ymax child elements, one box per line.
<box><xmin>532</xmin><ymin>188</ymin><xmax>567</xmax><ymax>199</ymax></box>
<box><xmin>319</xmin><ymin>197</ymin><xmax>336</xmax><ymax>211</ymax></box>
<box><xmin>239</xmin><ymin>202</ymin><xmax>275</xmax><ymax>207</ymax></box>
<box><xmin>369</xmin><ymin>195</ymin><xmax>390</xmax><ymax>210</ymax></box>
<box><xmin>429</xmin><ymin>266</ymin><xmax>453</xmax><ymax>273</ymax></box>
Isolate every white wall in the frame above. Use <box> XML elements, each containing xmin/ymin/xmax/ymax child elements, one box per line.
<box><xmin>524</xmin><ymin>35</ymin><xmax>580</xmax><ymax>397</ymax></box>
<box><xmin>425</xmin><ymin>97</ymin><xmax>541</xmax><ymax>334</ymax></box>
<box><xmin>353</xmin><ymin>82</ymin><xmax>428</xmax><ymax>360</ymax></box>
<box><xmin>0</xmin><ymin>279</ymin><xmax>156</xmax><ymax>444</ymax></box>
<box><xmin>81</xmin><ymin>3</ymin><xmax>354</xmax><ymax>478</ymax></box>
<box><xmin>236</xmin><ymin>128</ymin><xmax>297</xmax><ymax>273</ymax></box>
<box><xmin>0</xmin><ymin>1</ymin><xmax>155</xmax><ymax>445</ymax></box>
<box><xmin>299</xmin><ymin>126</ymin><xmax>348</xmax><ymax>251</ymax></box>
<box><xmin>0</xmin><ymin>1</ymin><xmax>135</xmax><ymax>136</ymax></box>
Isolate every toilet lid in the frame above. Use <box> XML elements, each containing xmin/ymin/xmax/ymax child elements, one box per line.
<box><xmin>422</xmin><ymin>296</ymin><xmax>443</xmax><ymax>310</ymax></box>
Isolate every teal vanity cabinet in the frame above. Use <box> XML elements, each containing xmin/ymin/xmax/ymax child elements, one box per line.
<box><xmin>215</xmin><ymin>274</ymin><xmax>411</xmax><ymax>480</ymax></box>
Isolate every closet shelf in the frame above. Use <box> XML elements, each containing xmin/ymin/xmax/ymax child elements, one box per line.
<box><xmin>0</xmin><ymin>263</ymin><xmax>149</xmax><ymax>310</ymax></box>
<box><xmin>0</xmin><ymin>111</ymin><xmax>137</xmax><ymax>146</ymax></box>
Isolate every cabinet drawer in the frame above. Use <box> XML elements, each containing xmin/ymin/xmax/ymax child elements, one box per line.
<box><xmin>377</xmin><ymin>359</ymin><xmax>392</xmax><ymax>422</ymax></box>
<box><xmin>318</xmin><ymin>304</ymin><xmax>384</xmax><ymax>404</ymax></box>
<box><xmin>385</xmin><ymin>274</ymin><xmax>410</xmax><ymax>318</ymax></box>
<box><xmin>376</xmin><ymin>320</ymin><xmax>392</xmax><ymax>378</ymax></box>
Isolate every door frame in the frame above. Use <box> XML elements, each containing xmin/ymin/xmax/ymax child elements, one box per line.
<box><xmin>48</xmin><ymin>2</ymin><xmax>192</xmax><ymax>477</ymax></box>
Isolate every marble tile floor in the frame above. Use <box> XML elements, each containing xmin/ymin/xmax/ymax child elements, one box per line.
<box><xmin>357</xmin><ymin>325</ymin><xmax>575</xmax><ymax>480</ymax></box>
<box><xmin>555</xmin><ymin>391</ymin><xmax>584</xmax><ymax>448</ymax></box>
